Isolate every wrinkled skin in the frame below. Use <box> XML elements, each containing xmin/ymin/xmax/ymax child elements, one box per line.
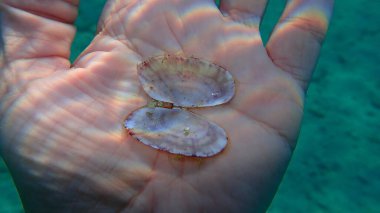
<box><xmin>0</xmin><ymin>0</ymin><xmax>333</xmax><ymax>212</ymax></box>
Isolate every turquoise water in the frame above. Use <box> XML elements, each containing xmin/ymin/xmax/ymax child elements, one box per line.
<box><xmin>1</xmin><ymin>0</ymin><xmax>379</xmax><ymax>212</ymax></box>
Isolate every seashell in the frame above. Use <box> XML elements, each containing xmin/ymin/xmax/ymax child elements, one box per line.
<box><xmin>125</xmin><ymin>107</ymin><xmax>227</xmax><ymax>157</ymax></box>
<box><xmin>125</xmin><ymin>55</ymin><xmax>235</xmax><ymax>157</ymax></box>
<box><xmin>137</xmin><ymin>55</ymin><xmax>235</xmax><ymax>107</ymax></box>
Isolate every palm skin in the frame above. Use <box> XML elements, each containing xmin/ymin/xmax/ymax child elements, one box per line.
<box><xmin>0</xmin><ymin>0</ymin><xmax>333</xmax><ymax>212</ymax></box>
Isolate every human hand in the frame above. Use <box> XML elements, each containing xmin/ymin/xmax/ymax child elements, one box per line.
<box><xmin>0</xmin><ymin>0</ymin><xmax>333</xmax><ymax>212</ymax></box>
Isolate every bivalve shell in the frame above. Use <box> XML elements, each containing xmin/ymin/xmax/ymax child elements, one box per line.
<box><xmin>137</xmin><ymin>55</ymin><xmax>235</xmax><ymax>107</ymax></box>
<box><xmin>125</xmin><ymin>107</ymin><xmax>227</xmax><ymax>157</ymax></box>
<box><xmin>125</xmin><ymin>55</ymin><xmax>235</xmax><ymax>158</ymax></box>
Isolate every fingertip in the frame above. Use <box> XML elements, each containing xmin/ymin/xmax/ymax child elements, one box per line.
<box><xmin>219</xmin><ymin>0</ymin><xmax>268</xmax><ymax>27</ymax></box>
<box><xmin>277</xmin><ymin>1</ymin><xmax>333</xmax><ymax>42</ymax></box>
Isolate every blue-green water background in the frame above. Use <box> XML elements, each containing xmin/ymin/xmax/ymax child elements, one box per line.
<box><xmin>1</xmin><ymin>0</ymin><xmax>379</xmax><ymax>212</ymax></box>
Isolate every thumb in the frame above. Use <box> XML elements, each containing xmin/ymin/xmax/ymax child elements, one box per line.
<box><xmin>1</xmin><ymin>0</ymin><xmax>78</xmax><ymax>78</ymax></box>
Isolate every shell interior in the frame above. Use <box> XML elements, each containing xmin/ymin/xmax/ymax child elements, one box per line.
<box><xmin>137</xmin><ymin>55</ymin><xmax>235</xmax><ymax>107</ymax></box>
<box><xmin>126</xmin><ymin>55</ymin><xmax>235</xmax><ymax>157</ymax></box>
<box><xmin>125</xmin><ymin>107</ymin><xmax>227</xmax><ymax>157</ymax></box>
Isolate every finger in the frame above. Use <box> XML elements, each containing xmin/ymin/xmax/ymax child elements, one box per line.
<box><xmin>219</xmin><ymin>0</ymin><xmax>268</xmax><ymax>27</ymax></box>
<box><xmin>266</xmin><ymin>0</ymin><xmax>334</xmax><ymax>89</ymax></box>
<box><xmin>2</xmin><ymin>0</ymin><xmax>78</xmax><ymax>76</ymax></box>
<box><xmin>80</xmin><ymin>0</ymin><xmax>220</xmax><ymax>60</ymax></box>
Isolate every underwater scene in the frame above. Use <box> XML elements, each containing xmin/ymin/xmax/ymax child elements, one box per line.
<box><xmin>1</xmin><ymin>0</ymin><xmax>379</xmax><ymax>212</ymax></box>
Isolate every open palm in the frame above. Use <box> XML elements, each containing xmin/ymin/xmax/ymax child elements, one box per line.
<box><xmin>0</xmin><ymin>0</ymin><xmax>333</xmax><ymax>212</ymax></box>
